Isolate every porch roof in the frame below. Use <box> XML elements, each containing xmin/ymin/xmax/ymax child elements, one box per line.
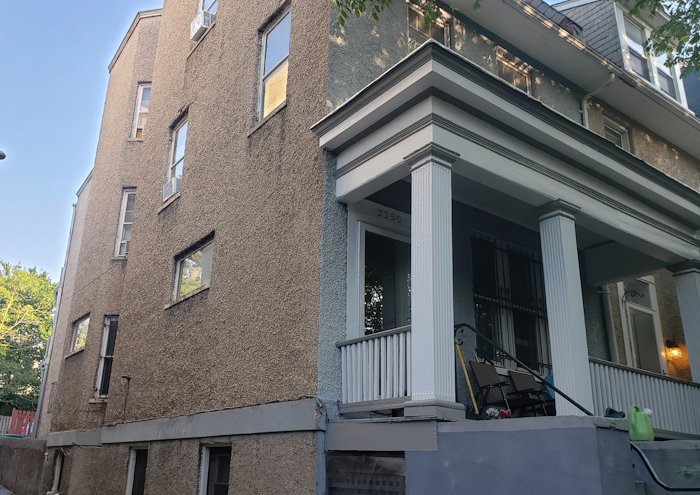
<box><xmin>312</xmin><ymin>41</ymin><xmax>700</xmax><ymax>265</ymax></box>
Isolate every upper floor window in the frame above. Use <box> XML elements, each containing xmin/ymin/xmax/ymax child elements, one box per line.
<box><xmin>164</xmin><ymin>119</ymin><xmax>187</xmax><ymax>201</ymax></box>
<box><xmin>621</xmin><ymin>14</ymin><xmax>683</xmax><ymax>103</ymax></box>
<box><xmin>95</xmin><ymin>316</ymin><xmax>118</xmax><ymax>398</ymax></box>
<box><xmin>202</xmin><ymin>0</ymin><xmax>218</xmax><ymax>14</ymax></box>
<box><xmin>115</xmin><ymin>189</ymin><xmax>136</xmax><ymax>256</ymax></box>
<box><xmin>174</xmin><ymin>239</ymin><xmax>213</xmax><ymax>301</ymax></box>
<box><xmin>260</xmin><ymin>11</ymin><xmax>291</xmax><ymax>119</ymax></box>
<box><xmin>71</xmin><ymin>315</ymin><xmax>90</xmax><ymax>353</ymax></box>
<box><xmin>496</xmin><ymin>48</ymin><xmax>531</xmax><ymax>94</ymax></box>
<box><xmin>131</xmin><ymin>84</ymin><xmax>151</xmax><ymax>140</ymax></box>
<box><xmin>603</xmin><ymin>117</ymin><xmax>630</xmax><ymax>151</ymax></box>
<box><xmin>408</xmin><ymin>6</ymin><xmax>449</xmax><ymax>51</ymax></box>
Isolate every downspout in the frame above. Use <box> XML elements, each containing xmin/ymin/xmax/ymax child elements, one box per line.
<box><xmin>581</xmin><ymin>73</ymin><xmax>616</xmax><ymax>128</ymax></box>
<box><xmin>599</xmin><ymin>285</ymin><xmax>619</xmax><ymax>363</ymax></box>
<box><xmin>33</xmin><ymin>203</ymin><xmax>76</xmax><ymax>438</ymax></box>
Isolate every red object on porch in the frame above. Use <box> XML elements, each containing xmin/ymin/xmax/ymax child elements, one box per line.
<box><xmin>7</xmin><ymin>409</ymin><xmax>35</xmax><ymax>436</ymax></box>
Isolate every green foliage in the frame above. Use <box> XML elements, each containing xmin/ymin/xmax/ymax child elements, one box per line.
<box><xmin>0</xmin><ymin>261</ymin><xmax>56</xmax><ymax>414</ymax></box>
<box><xmin>627</xmin><ymin>0</ymin><xmax>700</xmax><ymax>76</ymax></box>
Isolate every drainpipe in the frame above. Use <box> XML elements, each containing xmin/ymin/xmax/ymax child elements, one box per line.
<box><xmin>599</xmin><ymin>285</ymin><xmax>620</xmax><ymax>364</ymax></box>
<box><xmin>581</xmin><ymin>73</ymin><xmax>616</xmax><ymax>128</ymax></box>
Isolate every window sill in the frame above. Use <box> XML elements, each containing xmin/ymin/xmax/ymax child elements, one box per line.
<box><xmin>158</xmin><ymin>192</ymin><xmax>181</xmax><ymax>214</ymax></box>
<box><xmin>248</xmin><ymin>101</ymin><xmax>287</xmax><ymax>138</ymax></box>
<box><xmin>88</xmin><ymin>397</ymin><xmax>108</xmax><ymax>405</ymax></box>
<box><xmin>164</xmin><ymin>285</ymin><xmax>210</xmax><ymax>310</ymax></box>
<box><xmin>127</xmin><ymin>138</ymin><xmax>144</xmax><ymax>143</ymax></box>
<box><xmin>111</xmin><ymin>256</ymin><xmax>128</xmax><ymax>262</ymax></box>
<box><xmin>64</xmin><ymin>349</ymin><xmax>85</xmax><ymax>360</ymax></box>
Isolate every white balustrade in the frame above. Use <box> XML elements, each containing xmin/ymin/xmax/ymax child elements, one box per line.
<box><xmin>590</xmin><ymin>358</ymin><xmax>700</xmax><ymax>436</ymax></box>
<box><xmin>338</xmin><ymin>327</ymin><xmax>411</xmax><ymax>404</ymax></box>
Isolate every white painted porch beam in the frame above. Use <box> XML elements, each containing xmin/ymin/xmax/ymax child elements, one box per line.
<box><xmin>407</xmin><ymin>144</ymin><xmax>461</xmax><ymax>414</ymax></box>
<box><xmin>537</xmin><ymin>200</ymin><xmax>595</xmax><ymax>416</ymax></box>
<box><xmin>670</xmin><ymin>262</ymin><xmax>700</xmax><ymax>381</ymax></box>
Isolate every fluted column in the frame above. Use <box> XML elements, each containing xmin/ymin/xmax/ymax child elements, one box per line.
<box><xmin>670</xmin><ymin>261</ymin><xmax>700</xmax><ymax>381</ymax></box>
<box><xmin>536</xmin><ymin>200</ymin><xmax>594</xmax><ymax>416</ymax></box>
<box><xmin>405</xmin><ymin>144</ymin><xmax>462</xmax><ymax>419</ymax></box>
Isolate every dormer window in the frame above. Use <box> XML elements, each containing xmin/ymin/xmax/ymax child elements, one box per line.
<box><xmin>620</xmin><ymin>12</ymin><xmax>684</xmax><ymax>104</ymax></box>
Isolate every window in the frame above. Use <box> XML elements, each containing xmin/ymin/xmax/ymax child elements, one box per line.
<box><xmin>408</xmin><ymin>6</ymin><xmax>449</xmax><ymax>51</ymax></box>
<box><xmin>174</xmin><ymin>241</ymin><xmax>213</xmax><ymax>301</ymax></box>
<box><xmin>202</xmin><ymin>0</ymin><xmax>218</xmax><ymax>14</ymax></box>
<box><xmin>603</xmin><ymin>117</ymin><xmax>630</xmax><ymax>151</ymax></box>
<box><xmin>50</xmin><ymin>450</ymin><xmax>64</xmax><ymax>494</ymax></box>
<box><xmin>131</xmin><ymin>84</ymin><xmax>151</xmax><ymax>139</ymax></box>
<box><xmin>199</xmin><ymin>446</ymin><xmax>231</xmax><ymax>495</ymax></box>
<box><xmin>47</xmin><ymin>382</ymin><xmax>57</xmax><ymax>413</ymax></box>
<box><xmin>95</xmin><ymin>316</ymin><xmax>118</xmax><ymax>398</ymax></box>
<box><xmin>496</xmin><ymin>48</ymin><xmax>531</xmax><ymax>94</ymax></box>
<box><xmin>70</xmin><ymin>315</ymin><xmax>90</xmax><ymax>353</ymax></box>
<box><xmin>471</xmin><ymin>235</ymin><xmax>550</xmax><ymax>373</ymax></box>
<box><xmin>115</xmin><ymin>189</ymin><xmax>136</xmax><ymax>256</ymax></box>
<box><xmin>618</xmin><ymin>277</ymin><xmax>666</xmax><ymax>375</ymax></box>
<box><xmin>621</xmin><ymin>13</ymin><xmax>684</xmax><ymax>102</ymax></box>
<box><xmin>126</xmin><ymin>449</ymin><xmax>148</xmax><ymax>495</ymax></box>
<box><xmin>260</xmin><ymin>11</ymin><xmax>291</xmax><ymax>119</ymax></box>
<box><xmin>164</xmin><ymin>119</ymin><xmax>187</xmax><ymax>201</ymax></box>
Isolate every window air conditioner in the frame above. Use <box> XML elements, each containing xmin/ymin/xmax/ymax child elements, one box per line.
<box><xmin>162</xmin><ymin>176</ymin><xmax>182</xmax><ymax>202</ymax></box>
<box><xmin>190</xmin><ymin>11</ymin><xmax>216</xmax><ymax>42</ymax></box>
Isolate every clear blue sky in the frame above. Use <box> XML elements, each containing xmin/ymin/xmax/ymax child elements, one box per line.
<box><xmin>0</xmin><ymin>1</ymin><xmax>162</xmax><ymax>282</ymax></box>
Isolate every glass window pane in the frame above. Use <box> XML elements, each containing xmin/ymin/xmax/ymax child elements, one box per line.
<box><xmin>131</xmin><ymin>450</ymin><xmax>148</xmax><ymax>495</ymax></box>
<box><xmin>264</xmin><ymin>12</ymin><xmax>291</xmax><ymax>75</ymax></box>
<box><xmin>121</xmin><ymin>224</ymin><xmax>132</xmax><ymax>243</ymax></box>
<box><xmin>119</xmin><ymin>241</ymin><xmax>128</xmax><ymax>257</ymax></box>
<box><xmin>177</xmin><ymin>243</ymin><xmax>213</xmax><ymax>299</ymax></box>
<box><xmin>658</xmin><ymin>71</ymin><xmax>676</xmax><ymax>98</ymax></box>
<box><xmin>604</xmin><ymin>126</ymin><xmax>623</xmax><ymax>147</ymax></box>
<box><xmin>100</xmin><ymin>357</ymin><xmax>113</xmax><ymax>395</ymax></box>
<box><xmin>140</xmin><ymin>87</ymin><xmax>151</xmax><ymax>111</ymax></box>
<box><xmin>629</xmin><ymin>50</ymin><xmax>650</xmax><ymax>80</ymax></box>
<box><xmin>364</xmin><ymin>232</ymin><xmax>411</xmax><ymax>334</ymax></box>
<box><xmin>262</xmin><ymin>60</ymin><xmax>288</xmax><ymax>117</ymax></box>
<box><xmin>624</xmin><ymin>18</ymin><xmax>645</xmax><ymax>49</ymax></box>
<box><xmin>174</xmin><ymin>122</ymin><xmax>188</xmax><ymax>162</ymax></box>
<box><xmin>72</xmin><ymin>316</ymin><xmax>89</xmax><ymax>351</ymax></box>
<box><xmin>630</xmin><ymin>309</ymin><xmax>661</xmax><ymax>374</ymax></box>
<box><xmin>624</xmin><ymin>279</ymin><xmax>652</xmax><ymax>308</ymax></box>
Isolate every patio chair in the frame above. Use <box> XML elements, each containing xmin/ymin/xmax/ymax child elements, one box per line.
<box><xmin>508</xmin><ymin>370</ymin><xmax>553</xmax><ymax>417</ymax></box>
<box><xmin>469</xmin><ymin>361</ymin><xmax>512</xmax><ymax>411</ymax></box>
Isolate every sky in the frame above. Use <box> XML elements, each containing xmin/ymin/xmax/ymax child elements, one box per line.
<box><xmin>0</xmin><ymin>1</ymin><xmax>162</xmax><ymax>282</ymax></box>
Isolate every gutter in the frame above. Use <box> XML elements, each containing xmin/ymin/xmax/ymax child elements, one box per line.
<box><xmin>581</xmin><ymin>73</ymin><xmax>615</xmax><ymax>128</ymax></box>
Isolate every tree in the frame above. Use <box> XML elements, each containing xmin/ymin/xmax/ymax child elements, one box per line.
<box><xmin>0</xmin><ymin>262</ymin><xmax>56</xmax><ymax>414</ymax></box>
<box><xmin>333</xmin><ymin>0</ymin><xmax>700</xmax><ymax>75</ymax></box>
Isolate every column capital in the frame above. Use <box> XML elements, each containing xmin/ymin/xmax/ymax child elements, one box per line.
<box><xmin>404</xmin><ymin>143</ymin><xmax>460</xmax><ymax>171</ymax></box>
<box><xmin>534</xmin><ymin>199</ymin><xmax>581</xmax><ymax>222</ymax></box>
<box><xmin>668</xmin><ymin>260</ymin><xmax>700</xmax><ymax>276</ymax></box>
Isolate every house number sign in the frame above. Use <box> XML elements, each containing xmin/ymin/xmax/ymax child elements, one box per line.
<box><xmin>377</xmin><ymin>208</ymin><xmax>403</xmax><ymax>225</ymax></box>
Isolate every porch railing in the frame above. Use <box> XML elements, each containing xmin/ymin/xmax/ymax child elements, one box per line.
<box><xmin>338</xmin><ymin>326</ymin><xmax>411</xmax><ymax>404</ymax></box>
<box><xmin>589</xmin><ymin>358</ymin><xmax>700</xmax><ymax>436</ymax></box>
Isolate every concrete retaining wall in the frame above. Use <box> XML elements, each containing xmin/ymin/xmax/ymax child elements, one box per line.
<box><xmin>0</xmin><ymin>437</ymin><xmax>49</xmax><ymax>495</ymax></box>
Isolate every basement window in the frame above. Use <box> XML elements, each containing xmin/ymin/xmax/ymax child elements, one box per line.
<box><xmin>603</xmin><ymin>117</ymin><xmax>630</xmax><ymax>151</ymax></box>
<box><xmin>199</xmin><ymin>446</ymin><xmax>231</xmax><ymax>495</ymax></box>
<box><xmin>174</xmin><ymin>240</ymin><xmax>213</xmax><ymax>301</ymax></box>
<box><xmin>126</xmin><ymin>449</ymin><xmax>148</xmax><ymax>495</ymax></box>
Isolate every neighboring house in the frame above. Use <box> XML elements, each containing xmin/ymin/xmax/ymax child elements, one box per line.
<box><xmin>37</xmin><ymin>0</ymin><xmax>700</xmax><ymax>494</ymax></box>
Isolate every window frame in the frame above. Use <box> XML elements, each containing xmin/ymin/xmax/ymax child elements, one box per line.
<box><xmin>347</xmin><ymin>201</ymin><xmax>411</xmax><ymax>340</ymax></box>
<box><xmin>258</xmin><ymin>9</ymin><xmax>292</xmax><ymax>120</ymax></box>
<box><xmin>115</xmin><ymin>189</ymin><xmax>137</xmax><ymax>257</ymax></box>
<box><xmin>201</xmin><ymin>0</ymin><xmax>218</xmax><ymax>14</ymax></box>
<box><xmin>603</xmin><ymin>117</ymin><xmax>631</xmax><ymax>151</ymax></box>
<box><xmin>615</xmin><ymin>5</ymin><xmax>687</xmax><ymax>106</ymax></box>
<box><xmin>70</xmin><ymin>314</ymin><xmax>90</xmax><ymax>354</ymax></box>
<box><xmin>125</xmin><ymin>448</ymin><xmax>149</xmax><ymax>495</ymax></box>
<box><xmin>617</xmin><ymin>276</ymin><xmax>668</xmax><ymax>375</ymax></box>
<box><xmin>198</xmin><ymin>445</ymin><xmax>232</xmax><ymax>495</ymax></box>
<box><xmin>168</xmin><ymin>118</ymin><xmax>188</xmax><ymax>182</ymax></box>
<box><xmin>130</xmin><ymin>83</ymin><xmax>151</xmax><ymax>140</ymax></box>
<box><xmin>95</xmin><ymin>316</ymin><xmax>118</xmax><ymax>398</ymax></box>
<box><xmin>173</xmin><ymin>239</ymin><xmax>214</xmax><ymax>302</ymax></box>
<box><xmin>407</xmin><ymin>4</ymin><xmax>451</xmax><ymax>51</ymax></box>
<box><xmin>495</xmin><ymin>47</ymin><xmax>532</xmax><ymax>95</ymax></box>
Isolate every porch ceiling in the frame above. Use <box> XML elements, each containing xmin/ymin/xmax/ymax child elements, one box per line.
<box><xmin>312</xmin><ymin>42</ymin><xmax>700</xmax><ymax>264</ymax></box>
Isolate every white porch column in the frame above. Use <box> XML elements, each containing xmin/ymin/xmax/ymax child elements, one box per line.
<box><xmin>670</xmin><ymin>261</ymin><xmax>700</xmax><ymax>381</ymax></box>
<box><xmin>536</xmin><ymin>200</ymin><xmax>594</xmax><ymax>416</ymax></box>
<box><xmin>405</xmin><ymin>144</ymin><xmax>463</xmax><ymax>419</ymax></box>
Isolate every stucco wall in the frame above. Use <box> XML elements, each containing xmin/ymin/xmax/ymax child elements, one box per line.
<box><xmin>0</xmin><ymin>437</ymin><xmax>49</xmax><ymax>495</ymax></box>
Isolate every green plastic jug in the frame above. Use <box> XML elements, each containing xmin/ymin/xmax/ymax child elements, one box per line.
<box><xmin>628</xmin><ymin>405</ymin><xmax>654</xmax><ymax>441</ymax></box>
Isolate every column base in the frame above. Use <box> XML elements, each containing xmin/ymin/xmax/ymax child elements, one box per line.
<box><xmin>403</xmin><ymin>400</ymin><xmax>465</xmax><ymax>421</ymax></box>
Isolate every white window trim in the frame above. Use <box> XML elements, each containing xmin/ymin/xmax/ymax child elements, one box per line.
<box><xmin>115</xmin><ymin>189</ymin><xmax>136</xmax><ymax>257</ymax></box>
<box><xmin>258</xmin><ymin>9</ymin><xmax>291</xmax><ymax>120</ymax></box>
<box><xmin>614</xmin><ymin>4</ymin><xmax>688</xmax><ymax>107</ymax></box>
<box><xmin>407</xmin><ymin>3</ymin><xmax>451</xmax><ymax>48</ymax></box>
<box><xmin>168</xmin><ymin>119</ymin><xmax>188</xmax><ymax>181</ymax></box>
<box><xmin>125</xmin><ymin>448</ymin><xmax>147</xmax><ymax>495</ymax></box>
<box><xmin>173</xmin><ymin>240</ymin><xmax>214</xmax><ymax>302</ymax></box>
<box><xmin>95</xmin><ymin>316</ymin><xmax>117</xmax><ymax>398</ymax></box>
<box><xmin>347</xmin><ymin>201</ymin><xmax>411</xmax><ymax>340</ymax></box>
<box><xmin>495</xmin><ymin>47</ymin><xmax>532</xmax><ymax>94</ymax></box>
<box><xmin>603</xmin><ymin>116</ymin><xmax>631</xmax><ymax>151</ymax></box>
<box><xmin>49</xmin><ymin>450</ymin><xmax>64</xmax><ymax>495</ymax></box>
<box><xmin>617</xmin><ymin>276</ymin><xmax>668</xmax><ymax>375</ymax></box>
<box><xmin>130</xmin><ymin>84</ymin><xmax>151</xmax><ymax>140</ymax></box>
<box><xmin>198</xmin><ymin>447</ymin><xmax>211</xmax><ymax>495</ymax></box>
